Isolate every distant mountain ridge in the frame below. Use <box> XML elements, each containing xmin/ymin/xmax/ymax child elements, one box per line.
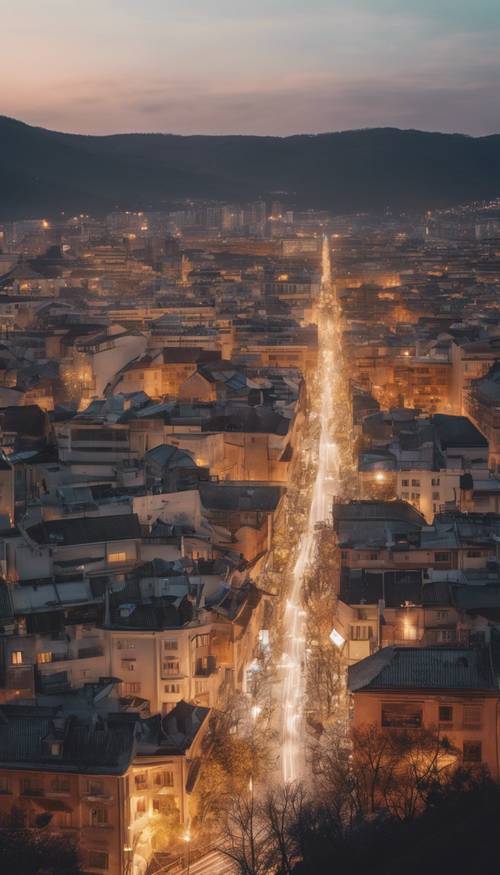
<box><xmin>0</xmin><ymin>115</ymin><xmax>499</xmax><ymax>218</ymax></box>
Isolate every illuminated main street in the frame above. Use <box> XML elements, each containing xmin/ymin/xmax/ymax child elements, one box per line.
<box><xmin>281</xmin><ymin>236</ymin><xmax>347</xmax><ymax>782</ymax></box>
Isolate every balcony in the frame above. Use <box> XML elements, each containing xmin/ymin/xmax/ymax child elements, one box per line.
<box><xmin>194</xmin><ymin>655</ymin><xmax>217</xmax><ymax>677</ymax></box>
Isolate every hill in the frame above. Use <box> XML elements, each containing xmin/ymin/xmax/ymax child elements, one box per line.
<box><xmin>1</xmin><ymin>116</ymin><xmax>499</xmax><ymax>218</ymax></box>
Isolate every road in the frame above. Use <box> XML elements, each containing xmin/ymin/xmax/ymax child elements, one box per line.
<box><xmin>281</xmin><ymin>236</ymin><xmax>341</xmax><ymax>783</ymax></box>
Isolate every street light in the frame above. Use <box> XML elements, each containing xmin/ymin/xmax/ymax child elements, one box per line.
<box><xmin>183</xmin><ymin>830</ymin><xmax>191</xmax><ymax>875</ymax></box>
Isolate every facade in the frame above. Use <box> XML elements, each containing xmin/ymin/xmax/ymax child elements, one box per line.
<box><xmin>349</xmin><ymin>645</ymin><xmax>500</xmax><ymax>778</ymax></box>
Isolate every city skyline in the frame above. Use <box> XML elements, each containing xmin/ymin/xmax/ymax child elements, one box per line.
<box><xmin>2</xmin><ymin>0</ymin><xmax>500</xmax><ymax>136</ymax></box>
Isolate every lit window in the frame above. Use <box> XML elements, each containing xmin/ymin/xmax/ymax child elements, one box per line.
<box><xmin>37</xmin><ymin>652</ymin><xmax>53</xmax><ymax>664</ymax></box>
<box><xmin>11</xmin><ymin>651</ymin><xmax>23</xmax><ymax>665</ymax></box>
<box><xmin>108</xmin><ymin>551</ymin><xmax>126</xmax><ymax>564</ymax></box>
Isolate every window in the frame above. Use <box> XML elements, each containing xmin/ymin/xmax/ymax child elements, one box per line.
<box><xmin>154</xmin><ymin>770</ymin><xmax>174</xmax><ymax>788</ymax></box>
<box><xmin>402</xmin><ymin>492</ymin><xmax>409</xmax><ymax>499</ymax></box>
<box><xmin>163</xmin><ymin>660</ymin><xmax>180</xmax><ymax>676</ymax></box>
<box><xmin>432</xmin><ymin>492</ymin><xmax>440</xmax><ymax>500</ymax></box>
<box><xmin>436</xmin><ymin>610</ymin><xmax>448</xmax><ymax>620</ymax></box>
<box><xmin>51</xmin><ymin>776</ymin><xmax>70</xmax><ymax>793</ymax></box>
<box><xmin>135</xmin><ymin>797</ymin><xmax>146</xmax><ymax>817</ymax></box>
<box><xmin>36</xmin><ymin>651</ymin><xmax>53</xmax><ymax>664</ymax></box>
<box><xmin>431</xmin><ymin>477</ymin><xmax>440</xmax><ymax>486</ymax></box>
<box><xmin>58</xmin><ymin>811</ymin><xmax>72</xmax><ymax>828</ymax></box>
<box><xmin>193</xmin><ymin>633</ymin><xmax>210</xmax><ymax>648</ymax></box>
<box><xmin>195</xmin><ymin>680</ymin><xmax>208</xmax><ymax>696</ymax></box>
<box><xmin>402</xmin><ymin>479</ymin><xmax>409</xmax><ymax>487</ymax></box>
<box><xmin>463</xmin><ymin>705</ymin><xmax>483</xmax><ymax>729</ymax></box>
<box><xmin>436</xmin><ymin>629</ymin><xmax>454</xmax><ymax>643</ymax></box>
<box><xmin>123</xmin><ymin>682</ymin><xmax>141</xmax><ymax>695</ymax></box>
<box><xmin>86</xmin><ymin>780</ymin><xmax>104</xmax><ymax>797</ymax></box>
<box><xmin>369</xmin><ymin>552</ymin><xmax>378</xmax><ymax>560</ymax></box>
<box><xmin>152</xmin><ymin>797</ymin><xmax>180</xmax><ymax>818</ymax></box>
<box><xmin>381</xmin><ymin>703</ymin><xmax>422</xmax><ymax>728</ymax></box>
<box><xmin>134</xmin><ymin>773</ymin><xmax>148</xmax><ymax>790</ymax></box>
<box><xmin>116</xmin><ymin>639</ymin><xmax>135</xmax><ymax>650</ymax></box>
<box><xmin>463</xmin><ymin>741</ymin><xmax>482</xmax><ymax>764</ymax></box>
<box><xmin>434</xmin><ymin>552</ymin><xmax>451</xmax><ymax>562</ymax></box>
<box><xmin>164</xmin><ymin>683</ymin><xmax>180</xmax><ymax>694</ymax></box>
<box><xmin>87</xmin><ymin>851</ymin><xmax>109</xmax><ymax>871</ymax></box>
<box><xmin>163</xmin><ymin>639</ymin><xmax>178</xmax><ymax>651</ymax></box>
<box><xmin>11</xmin><ymin>651</ymin><xmax>23</xmax><ymax>665</ymax></box>
<box><xmin>0</xmin><ymin>776</ymin><xmax>11</xmax><ymax>795</ymax></box>
<box><xmin>350</xmin><ymin>625</ymin><xmax>373</xmax><ymax>640</ymax></box>
<box><xmin>439</xmin><ymin>705</ymin><xmax>453</xmax><ymax>724</ymax></box>
<box><xmin>51</xmin><ymin>742</ymin><xmax>62</xmax><ymax>756</ymax></box>
<box><xmin>467</xmin><ymin>550</ymin><xmax>481</xmax><ymax>558</ymax></box>
<box><xmin>122</xmin><ymin>660</ymin><xmax>136</xmax><ymax>672</ymax></box>
<box><xmin>108</xmin><ymin>551</ymin><xmax>126</xmax><ymax>564</ymax></box>
<box><xmin>89</xmin><ymin>807</ymin><xmax>108</xmax><ymax>827</ymax></box>
<box><xmin>411</xmin><ymin>479</ymin><xmax>420</xmax><ymax>487</ymax></box>
<box><xmin>21</xmin><ymin>777</ymin><xmax>43</xmax><ymax>796</ymax></box>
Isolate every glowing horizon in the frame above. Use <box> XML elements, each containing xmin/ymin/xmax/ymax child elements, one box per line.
<box><xmin>2</xmin><ymin>0</ymin><xmax>499</xmax><ymax>137</ymax></box>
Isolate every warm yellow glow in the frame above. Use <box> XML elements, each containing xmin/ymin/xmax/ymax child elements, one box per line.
<box><xmin>375</xmin><ymin>471</ymin><xmax>385</xmax><ymax>483</ymax></box>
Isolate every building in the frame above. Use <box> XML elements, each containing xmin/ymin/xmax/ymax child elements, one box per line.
<box><xmin>348</xmin><ymin>644</ymin><xmax>500</xmax><ymax>777</ymax></box>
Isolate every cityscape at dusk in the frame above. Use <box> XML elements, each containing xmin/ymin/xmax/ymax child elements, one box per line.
<box><xmin>2</xmin><ymin>3</ymin><xmax>500</xmax><ymax>875</ymax></box>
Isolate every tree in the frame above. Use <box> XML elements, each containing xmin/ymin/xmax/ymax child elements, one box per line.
<box><xmin>0</xmin><ymin>820</ymin><xmax>81</xmax><ymax>875</ymax></box>
<box><xmin>218</xmin><ymin>786</ymin><xmax>270</xmax><ymax>875</ymax></box>
<box><xmin>312</xmin><ymin>723</ymin><xmax>459</xmax><ymax>823</ymax></box>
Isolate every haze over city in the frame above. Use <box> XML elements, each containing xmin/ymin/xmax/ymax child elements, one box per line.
<box><xmin>2</xmin><ymin>4</ymin><xmax>500</xmax><ymax>875</ymax></box>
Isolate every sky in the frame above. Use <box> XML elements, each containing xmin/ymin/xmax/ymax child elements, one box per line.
<box><xmin>2</xmin><ymin>0</ymin><xmax>500</xmax><ymax>136</ymax></box>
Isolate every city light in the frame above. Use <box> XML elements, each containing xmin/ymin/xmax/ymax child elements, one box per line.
<box><xmin>281</xmin><ymin>236</ymin><xmax>341</xmax><ymax>783</ymax></box>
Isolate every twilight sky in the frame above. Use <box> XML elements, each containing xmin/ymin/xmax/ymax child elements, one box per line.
<box><xmin>2</xmin><ymin>0</ymin><xmax>500</xmax><ymax>136</ymax></box>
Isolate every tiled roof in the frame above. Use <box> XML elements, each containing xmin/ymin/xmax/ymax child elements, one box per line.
<box><xmin>349</xmin><ymin>646</ymin><xmax>498</xmax><ymax>692</ymax></box>
<box><xmin>0</xmin><ymin>708</ymin><xmax>136</xmax><ymax>773</ymax></box>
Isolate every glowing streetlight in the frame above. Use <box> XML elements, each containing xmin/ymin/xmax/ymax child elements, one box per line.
<box><xmin>183</xmin><ymin>830</ymin><xmax>191</xmax><ymax>875</ymax></box>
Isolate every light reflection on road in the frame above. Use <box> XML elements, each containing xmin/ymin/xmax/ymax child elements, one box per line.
<box><xmin>281</xmin><ymin>237</ymin><xmax>341</xmax><ymax>783</ymax></box>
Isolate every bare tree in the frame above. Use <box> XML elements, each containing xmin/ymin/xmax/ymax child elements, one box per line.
<box><xmin>218</xmin><ymin>789</ymin><xmax>270</xmax><ymax>875</ymax></box>
<box><xmin>314</xmin><ymin>723</ymin><xmax>459</xmax><ymax>823</ymax></box>
<box><xmin>261</xmin><ymin>782</ymin><xmax>306</xmax><ymax>875</ymax></box>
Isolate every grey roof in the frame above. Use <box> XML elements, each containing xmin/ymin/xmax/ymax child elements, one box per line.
<box><xmin>202</xmin><ymin>407</ymin><xmax>289</xmax><ymax>435</ymax></box>
<box><xmin>432</xmin><ymin>414</ymin><xmax>488</xmax><ymax>449</ymax></box>
<box><xmin>333</xmin><ymin>500</ymin><xmax>425</xmax><ymax>526</ymax></box>
<box><xmin>452</xmin><ymin>585</ymin><xmax>500</xmax><ymax>611</ymax></box>
<box><xmin>145</xmin><ymin>444</ymin><xmax>196</xmax><ymax>470</ymax></box>
<box><xmin>348</xmin><ymin>645</ymin><xmax>498</xmax><ymax>693</ymax></box>
<box><xmin>0</xmin><ymin>707</ymin><xmax>136</xmax><ymax>774</ymax></box>
<box><xmin>27</xmin><ymin>514</ymin><xmax>141</xmax><ymax>546</ymax></box>
<box><xmin>199</xmin><ymin>483</ymin><xmax>285</xmax><ymax>512</ymax></box>
<box><xmin>341</xmin><ymin>569</ymin><xmax>424</xmax><ymax>607</ymax></box>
